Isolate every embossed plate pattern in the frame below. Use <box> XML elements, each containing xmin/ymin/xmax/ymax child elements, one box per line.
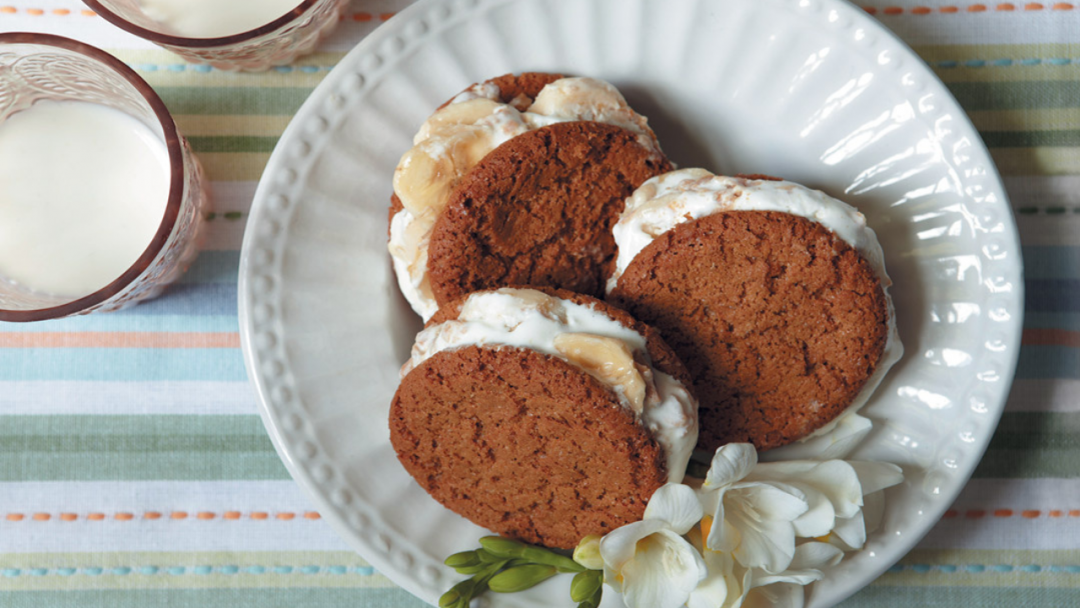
<box><xmin>238</xmin><ymin>0</ymin><xmax>1024</xmax><ymax>606</ymax></box>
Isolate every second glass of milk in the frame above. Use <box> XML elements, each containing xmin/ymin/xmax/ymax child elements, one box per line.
<box><xmin>0</xmin><ymin>33</ymin><xmax>209</xmax><ymax>322</ymax></box>
<box><xmin>82</xmin><ymin>0</ymin><xmax>349</xmax><ymax>71</ymax></box>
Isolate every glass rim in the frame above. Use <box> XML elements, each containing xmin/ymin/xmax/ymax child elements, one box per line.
<box><xmin>81</xmin><ymin>0</ymin><xmax>321</xmax><ymax>49</ymax></box>
<box><xmin>0</xmin><ymin>32</ymin><xmax>185</xmax><ymax>322</ymax></box>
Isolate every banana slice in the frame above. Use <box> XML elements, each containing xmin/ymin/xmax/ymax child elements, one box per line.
<box><xmin>553</xmin><ymin>332</ymin><xmax>646</xmax><ymax>414</ymax></box>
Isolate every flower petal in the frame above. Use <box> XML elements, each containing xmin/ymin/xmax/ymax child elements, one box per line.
<box><xmin>862</xmin><ymin>490</ymin><xmax>887</xmax><ymax>536</ymax></box>
<box><xmin>759</xmin><ymin>413</ymin><xmax>872</xmax><ymax>462</ymax></box>
<box><xmin>725</xmin><ymin>484</ymin><xmax>807</xmax><ymax>572</ymax></box>
<box><xmin>848</xmin><ymin>461</ymin><xmax>904</xmax><ymax>495</ymax></box>
<box><xmin>751</xmin><ymin>461</ymin><xmax>862</xmax><ymax>520</ymax></box>
<box><xmin>704</xmin><ymin>444</ymin><xmax>757</xmax><ymax>489</ymax></box>
<box><xmin>743</xmin><ymin>582</ymin><xmax>806</xmax><ymax>608</ymax></box>
<box><xmin>619</xmin><ymin>529</ymin><xmax>707</xmax><ymax>608</ymax></box>
<box><xmin>600</xmin><ymin>518</ymin><xmax>667</xmax><ymax>578</ymax></box>
<box><xmin>645</xmin><ymin>483</ymin><xmax>704</xmax><ymax>535</ymax></box>
<box><xmin>687</xmin><ymin>550</ymin><xmax>750</xmax><ymax>608</ymax></box>
<box><xmin>790</xmin><ymin>541</ymin><xmax>844</xmax><ymax>570</ymax></box>
<box><xmin>830</xmin><ymin>510</ymin><xmax>867</xmax><ymax>550</ymax></box>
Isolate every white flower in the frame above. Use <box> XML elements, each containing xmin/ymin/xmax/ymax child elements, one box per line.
<box><xmin>686</xmin><ymin>547</ymin><xmax>751</xmax><ymax>608</ymax></box>
<box><xmin>760</xmin><ymin>413</ymin><xmax>873</xmax><ymax>462</ymax></box>
<box><xmin>698</xmin><ymin>444</ymin><xmax>811</xmax><ymax>574</ymax></box>
<box><xmin>600</xmin><ymin>483</ymin><xmax>707</xmax><ymax>608</ymax></box>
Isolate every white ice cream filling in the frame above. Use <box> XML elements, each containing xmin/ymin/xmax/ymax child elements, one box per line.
<box><xmin>402</xmin><ymin>288</ymin><xmax>699</xmax><ymax>483</ymax></box>
<box><xmin>609</xmin><ymin>169</ymin><xmax>903</xmax><ymax>452</ymax></box>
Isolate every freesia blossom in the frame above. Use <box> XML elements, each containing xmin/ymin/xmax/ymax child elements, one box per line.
<box><xmin>599</xmin><ymin>483</ymin><xmax>707</xmax><ymax>608</ymax></box>
<box><xmin>594</xmin><ymin>443</ymin><xmax>904</xmax><ymax>608</ymax></box>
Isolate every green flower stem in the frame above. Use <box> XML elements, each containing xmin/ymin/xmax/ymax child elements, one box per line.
<box><xmin>479</xmin><ymin>536</ymin><xmax>585</xmax><ymax>573</ymax></box>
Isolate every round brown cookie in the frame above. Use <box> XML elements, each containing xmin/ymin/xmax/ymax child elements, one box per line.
<box><xmin>426</xmin><ymin>122</ymin><xmax>672</xmax><ymax>308</ymax></box>
<box><xmin>609</xmin><ymin>210</ymin><xmax>889</xmax><ymax>453</ymax></box>
<box><xmin>390</xmin><ymin>288</ymin><xmax>693</xmax><ymax>549</ymax></box>
<box><xmin>387</xmin><ymin>72</ymin><xmax>565</xmax><ymax>228</ymax></box>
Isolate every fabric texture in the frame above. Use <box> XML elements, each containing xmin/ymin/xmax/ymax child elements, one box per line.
<box><xmin>0</xmin><ymin>0</ymin><xmax>1077</xmax><ymax>605</ymax></box>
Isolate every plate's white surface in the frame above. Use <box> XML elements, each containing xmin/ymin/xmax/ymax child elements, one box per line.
<box><xmin>238</xmin><ymin>0</ymin><xmax>1024</xmax><ymax>606</ymax></box>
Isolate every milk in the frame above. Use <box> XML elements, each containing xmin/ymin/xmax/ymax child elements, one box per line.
<box><xmin>0</xmin><ymin>100</ymin><xmax>171</xmax><ymax>299</ymax></box>
<box><xmin>138</xmin><ymin>0</ymin><xmax>305</xmax><ymax>39</ymax></box>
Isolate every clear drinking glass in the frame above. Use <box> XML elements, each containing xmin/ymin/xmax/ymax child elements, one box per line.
<box><xmin>0</xmin><ymin>33</ymin><xmax>210</xmax><ymax>322</ymax></box>
<box><xmin>82</xmin><ymin>0</ymin><xmax>349</xmax><ymax>71</ymax></box>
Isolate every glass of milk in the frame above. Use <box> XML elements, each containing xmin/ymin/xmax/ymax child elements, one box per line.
<box><xmin>0</xmin><ymin>33</ymin><xmax>209</xmax><ymax>322</ymax></box>
<box><xmin>82</xmin><ymin>0</ymin><xmax>349</xmax><ymax>71</ymax></box>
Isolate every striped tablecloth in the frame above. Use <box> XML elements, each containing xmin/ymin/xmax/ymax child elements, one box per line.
<box><xmin>1</xmin><ymin>1</ymin><xmax>1077</xmax><ymax>606</ymax></box>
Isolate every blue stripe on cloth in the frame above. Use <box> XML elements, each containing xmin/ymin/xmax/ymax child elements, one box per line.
<box><xmin>1022</xmin><ymin>247</ymin><xmax>1080</xmax><ymax>280</ymax></box>
<box><xmin>0</xmin><ymin>349</ymin><xmax>245</xmax><ymax>381</ymax></box>
<box><xmin>1024</xmin><ymin>312</ymin><xmax>1080</xmax><ymax>331</ymax></box>
<box><xmin>111</xmin><ymin>284</ymin><xmax>237</xmax><ymax>317</ymax></box>
<box><xmin>1024</xmin><ymin>280</ymin><xmax>1080</xmax><ymax>313</ymax></box>
<box><xmin>1015</xmin><ymin>345</ymin><xmax>1080</xmax><ymax>380</ymax></box>
<box><xmin>178</xmin><ymin>251</ymin><xmax>240</xmax><ymax>285</ymax></box>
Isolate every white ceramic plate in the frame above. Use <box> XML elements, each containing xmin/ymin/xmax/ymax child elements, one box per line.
<box><xmin>238</xmin><ymin>0</ymin><xmax>1024</xmax><ymax>606</ymax></box>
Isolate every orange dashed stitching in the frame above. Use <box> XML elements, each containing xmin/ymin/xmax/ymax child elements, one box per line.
<box><xmin>4</xmin><ymin>511</ymin><xmax>325</xmax><ymax>521</ymax></box>
<box><xmin>353</xmin><ymin>11</ymin><xmax>373</xmax><ymax>21</ymax></box>
<box><xmin>866</xmin><ymin>2</ymin><xmax>1072</xmax><ymax>12</ymax></box>
<box><xmin>379</xmin><ymin>12</ymin><xmax>395</xmax><ymax>20</ymax></box>
<box><xmin>0</xmin><ymin>5</ymin><xmax>97</xmax><ymax>15</ymax></box>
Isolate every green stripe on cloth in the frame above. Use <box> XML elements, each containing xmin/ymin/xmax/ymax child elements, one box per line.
<box><xmin>970</xmin><ymin>109</ymin><xmax>1080</xmax><ymax>132</ymax></box>
<box><xmin>989</xmin><ymin>147</ymin><xmax>1080</xmax><ymax>175</ymax></box>
<box><xmin>187</xmin><ymin>136</ymin><xmax>280</xmax><ymax>154</ymax></box>
<box><xmin>0</xmin><ymin>589</ymin><xmax>426</xmax><ymax>607</ymax></box>
<box><xmin>914</xmin><ymin>44</ymin><xmax>1080</xmax><ymax>64</ymax></box>
<box><xmin>0</xmin><ymin>416</ymin><xmax>285</xmax><ymax>482</ymax></box>
<box><xmin>982</xmin><ymin>130</ymin><xmax>1080</xmax><ymax>148</ymax></box>
<box><xmin>947</xmin><ymin>81</ymin><xmax>1080</xmax><ymax>112</ymax></box>
<box><xmin>155</xmin><ymin>88</ymin><xmax>313</xmax><ymax>117</ymax></box>
<box><xmin>197</xmin><ymin>153</ymin><xmax>270</xmax><ymax>182</ymax></box>
<box><xmin>1</xmin><ymin>413</ymin><xmax>1075</xmax><ymax>481</ymax></box>
<box><xmin>973</xmin><ymin>413</ymin><xmax>1080</xmax><ymax>478</ymax></box>
<box><xmin>842</xmin><ymin>587</ymin><xmax>1080</xmax><ymax>606</ymax></box>
<box><xmin>0</xmin><ymin>552</ymin><xmax>395</xmax><ymax>591</ymax></box>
